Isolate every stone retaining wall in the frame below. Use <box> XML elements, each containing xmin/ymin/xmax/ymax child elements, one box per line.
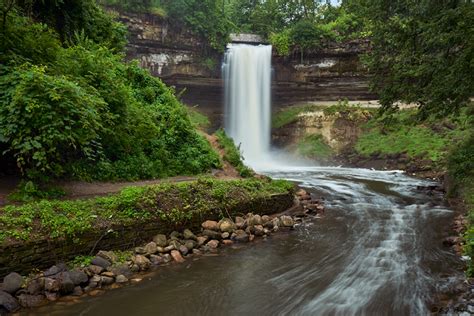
<box><xmin>0</xmin><ymin>193</ymin><xmax>293</xmax><ymax>277</ymax></box>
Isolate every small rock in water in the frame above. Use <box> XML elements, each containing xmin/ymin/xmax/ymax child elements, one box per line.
<box><xmin>222</xmin><ymin>239</ymin><xmax>233</xmax><ymax>246</ymax></box>
<box><xmin>0</xmin><ymin>290</ymin><xmax>20</xmax><ymax>312</ymax></box>
<box><xmin>115</xmin><ymin>275</ymin><xmax>129</xmax><ymax>284</ymax></box>
<box><xmin>279</xmin><ymin>215</ymin><xmax>295</xmax><ymax>227</ymax></box>
<box><xmin>153</xmin><ymin>234</ymin><xmax>168</xmax><ymax>247</ymax></box>
<box><xmin>17</xmin><ymin>294</ymin><xmax>46</xmax><ymax>308</ymax></box>
<box><xmin>100</xmin><ymin>276</ymin><xmax>114</xmax><ymax>286</ymax></box>
<box><xmin>56</xmin><ymin>272</ymin><xmax>75</xmax><ymax>294</ymax></box>
<box><xmin>261</xmin><ymin>215</ymin><xmax>270</xmax><ymax>224</ymax></box>
<box><xmin>45</xmin><ymin>291</ymin><xmax>59</xmax><ymax>301</ymax></box>
<box><xmin>72</xmin><ymin>286</ymin><xmax>83</xmax><ymax>296</ymax></box>
<box><xmin>254</xmin><ymin>225</ymin><xmax>265</xmax><ymax>236</ymax></box>
<box><xmin>101</xmin><ymin>271</ymin><xmax>115</xmax><ymax>278</ymax></box>
<box><xmin>1</xmin><ymin>272</ymin><xmax>22</xmax><ymax>294</ymax></box>
<box><xmin>26</xmin><ymin>278</ymin><xmax>44</xmax><ymax>295</ymax></box>
<box><xmin>192</xmin><ymin>249</ymin><xmax>202</xmax><ymax>255</ymax></box>
<box><xmin>202</xmin><ymin>220</ymin><xmax>219</xmax><ymax>231</ymax></box>
<box><xmin>164</xmin><ymin>245</ymin><xmax>174</xmax><ymax>253</ymax></box>
<box><xmin>170</xmin><ymin>250</ymin><xmax>185</xmax><ymax>263</ymax></box>
<box><xmin>207</xmin><ymin>240</ymin><xmax>219</xmax><ymax>249</ymax></box>
<box><xmin>170</xmin><ymin>231</ymin><xmax>182</xmax><ymax>239</ymax></box>
<box><xmin>221</xmin><ymin>232</ymin><xmax>230</xmax><ymax>239</ymax></box>
<box><xmin>233</xmin><ymin>230</ymin><xmax>249</xmax><ymax>243</ymax></box>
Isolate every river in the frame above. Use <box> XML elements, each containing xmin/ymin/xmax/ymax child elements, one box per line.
<box><xmin>29</xmin><ymin>166</ymin><xmax>463</xmax><ymax>316</ymax></box>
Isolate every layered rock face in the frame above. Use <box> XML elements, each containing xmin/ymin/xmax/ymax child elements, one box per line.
<box><xmin>114</xmin><ymin>9</ymin><xmax>376</xmax><ymax>125</ymax></box>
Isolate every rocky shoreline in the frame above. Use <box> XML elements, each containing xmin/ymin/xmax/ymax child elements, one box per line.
<box><xmin>0</xmin><ymin>189</ymin><xmax>323</xmax><ymax>315</ymax></box>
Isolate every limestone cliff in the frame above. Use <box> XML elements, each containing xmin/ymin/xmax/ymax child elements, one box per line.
<box><xmin>112</xmin><ymin>9</ymin><xmax>376</xmax><ymax>125</ymax></box>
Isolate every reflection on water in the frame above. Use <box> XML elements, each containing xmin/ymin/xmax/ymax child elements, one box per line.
<box><xmin>27</xmin><ymin>167</ymin><xmax>462</xmax><ymax>316</ymax></box>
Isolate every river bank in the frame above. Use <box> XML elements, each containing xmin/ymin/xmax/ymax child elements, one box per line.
<box><xmin>0</xmin><ymin>177</ymin><xmax>315</xmax><ymax>314</ymax></box>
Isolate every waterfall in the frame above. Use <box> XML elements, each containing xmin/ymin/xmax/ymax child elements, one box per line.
<box><xmin>223</xmin><ymin>44</ymin><xmax>272</xmax><ymax>166</ymax></box>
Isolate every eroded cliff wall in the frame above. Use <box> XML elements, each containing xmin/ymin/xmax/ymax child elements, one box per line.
<box><xmin>113</xmin><ymin>9</ymin><xmax>376</xmax><ymax>125</ymax></box>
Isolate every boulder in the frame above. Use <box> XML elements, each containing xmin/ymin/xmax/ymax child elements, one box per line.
<box><xmin>43</xmin><ymin>277</ymin><xmax>59</xmax><ymax>292</ymax></box>
<box><xmin>26</xmin><ymin>278</ymin><xmax>44</xmax><ymax>295</ymax></box>
<box><xmin>69</xmin><ymin>270</ymin><xmax>88</xmax><ymax>286</ymax></box>
<box><xmin>219</xmin><ymin>218</ymin><xmax>236</xmax><ymax>233</ymax></box>
<box><xmin>72</xmin><ymin>286</ymin><xmax>83</xmax><ymax>296</ymax></box>
<box><xmin>196</xmin><ymin>236</ymin><xmax>208</xmax><ymax>246</ymax></box>
<box><xmin>202</xmin><ymin>229</ymin><xmax>222</xmax><ymax>240</ymax></box>
<box><xmin>110</xmin><ymin>264</ymin><xmax>132</xmax><ymax>278</ymax></box>
<box><xmin>170</xmin><ymin>231</ymin><xmax>182</xmax><ymax>239</ymax></box>
<box><xmin>170</xmin><ymin>250</ymin><xmax>185</xmax><ymax>263</ymax></box>
<box><xmin>169</xmin><ymin>240</ymin><xmax>182</xmax><ymax>250</ymax></box>
<box><xmin>153</xmin><ymin>234</ymin><xmax>168</xmax><ymax>247</ymax></box>
<box><xmin>207</xmin><ymin>240</ymin><xmax>219</xmax><ymax>249</ymax></box>
<box><xmin>179</xmin><ymin>245</ymin><xmax>189</xmax><ymax>256</ymax></box>
<box><xmin>254</xmin><ymin>225</ymin><xmax>265</xmax><ymax>236</ymax></box>
<box><xmin>100</xmin><ymin>276</ymin><xmax>114</xmax><ymax>286</ymax></box>
<box><xmin>91</xmin><ymin>256</ymin><xmax>111</xmax><ymax>269</ymax></box>
<box><xmin>201</xmin><ymin>220</ymin><xmax>219</xmax><ymax>231</ymax></box>
<box><xmin>88</xmin><ymin>265</ymin><xmax>104</xmax><ymax>275</ymax></box>
<box><xmin>134</xmin><ymin>247</ymin><xmax>147</xmax><ymax>255</ymax></box>
<box><xmin>162</xmin><ymin>254</ymin><xmax>172</xmax><ymax>263</ymax></box>
<box><xmin>144</xmin><ymin>242</ymin><xmax>158</xmax><ymax>255</ymax></box>
<box><xmin>97</xmin><ymin>250</ymin><xmax>118</xmax><ymax>264</ymax></box>
<box><xmin>43</xmin><ymin>264</ymin><xmax>67</xmax><ymax>277</ymax></box>
<box><xmin>115</xmin><ymin>275</ymin><xmax>129</xmax><ymax>284</ymax></box>
<box><xmin>132</xmin><ymin>255</ymin><xmax>151</xmax><ymax>271</ymax></box>
<box><xmin>233</xmin><ymin>230</ymin><xmax>250</xmax><ymax>243</ymax></box>
<box><xmin>261</xmin><ymin>215</ymin><xmax>270</xmax><ymax>224</ymax></box>
<box><xmin>248</xmin><ymin>214</ymin><xmax>262</xmax><ymax>226</ymax></box>
<box><xmin>56</xmin><ymin>272</ymin><xmax>75</xmax><ymax>294</ymax></box>
<box><xmin>235</xmin><ymin>216</ymin><xmax>246</xmax><ymax>229</ymax></box>
<box><xmin>0</xmin><ymin>291</ymin><xmax>19</xmax><ymax>312</ymax></box>
<box><xmin>150</xmin><ymin>255</ymin><xmax>164</xmax><ymax>265</ymax></box>
<box><xmin>44</xmin><ymin>291</ymin><xmax>59</xmax><ymax>301</ymax></box>
<box><xmin>184</xmin><ymin>240</ymin><xmax>197</xmax><ymax>250</ymax></box>
<box><xmin>17</xmin><ymin>294</ymin><xmax>45</xmax><ymax>308</ymax></box>
<box><xmin>183</xmin><ymin>229</ymin><xmax>197</xmax><ymax>240</ymax></box>
<box><xmin>1</xmin><ymin>272</ymin><xmax>22</xmax><ymax>294</ymax></box>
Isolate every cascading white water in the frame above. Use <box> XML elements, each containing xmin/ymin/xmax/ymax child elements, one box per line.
<box><xmin>223</xmin><ymin>44</ymin><xmax>272</xmax><ymax>165</ymax></box>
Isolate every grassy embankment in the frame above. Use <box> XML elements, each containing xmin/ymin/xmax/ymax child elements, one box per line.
<box><xmin>0</xmin><ymin>177</ymin><xmax>293</xmax><ymax>244</ymax></box>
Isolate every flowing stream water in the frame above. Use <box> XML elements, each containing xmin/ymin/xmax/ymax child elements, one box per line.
<box><xmin>31</xmin><ymin>44</ymin><xmax>464</xmax><ymax>315</ymax></box>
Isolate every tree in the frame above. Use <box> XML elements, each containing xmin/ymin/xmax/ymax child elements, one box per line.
<box><xmin>346</xmin><ymin>0</ymin><xmax>474</xmax><ymax>118</ymax></box>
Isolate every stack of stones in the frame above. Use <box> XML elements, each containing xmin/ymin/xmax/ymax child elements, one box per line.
<box><xmin>0</xmin><ymin>188</ymin><xmax>324</xmax><ymax>314</ymax></box>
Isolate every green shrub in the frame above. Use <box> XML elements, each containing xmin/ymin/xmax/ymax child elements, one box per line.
<box><xmin>297</xmin><ymin>134</ymin><xmax>333</xmax><ymax>159</ymax></box>
<box><xmin>215</xmin><ymin>129</ymin><xmax>253</xmax><ymax>177</ymax></box>
<box><xmin>0</xmin><ymin>64</ymin><xmax>107</xmax><ymax>179</ymax></box>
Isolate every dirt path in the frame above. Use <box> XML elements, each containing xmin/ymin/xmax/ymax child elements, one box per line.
<box><xmin>0</xmin><ymin>133</ymin><xmax>241</xmax><ymax>205</ymax></box>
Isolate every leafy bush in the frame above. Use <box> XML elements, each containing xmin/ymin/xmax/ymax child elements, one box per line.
<box><xmin>297</xmin><ymin>134</ymin><xmax>333</xmax><ymax>159</ymax></box>
<box><xmin>215</xmin><ymin>129</ymin><xmax>253</xmax><ymax>177</ymax></box>
<box><xmin>0</xmin><ymin>65</ymin><xmax>106</xmax><ymax>179</ymax></box>
<box><xmin>269</xmin><ymin>29</ymin><xmax>293</xmax><ymax>56</ymax></box>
